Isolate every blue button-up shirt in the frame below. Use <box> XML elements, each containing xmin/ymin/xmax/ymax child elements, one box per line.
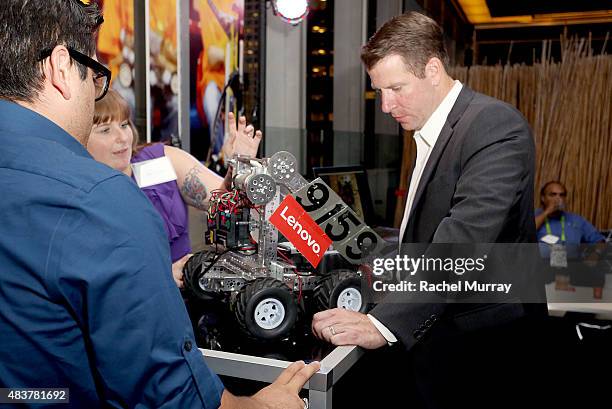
<box><xmin>0</xmin><ymin>101</ymin><xmax>223</xmax><ymax>408</ymax></box>
<box><xmin>536</xmin><ymin>209</ymin><xmax>605</xmax><ymax>258</ymax></box>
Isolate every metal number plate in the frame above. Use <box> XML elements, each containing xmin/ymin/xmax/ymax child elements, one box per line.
<box><xmin>335</xmin><ymin>225</ymin><xmax>384</xmax><ymax>264</ymax></box>
<box><xmin>293</xmin><ymin>178</ymin><xmax>344</xmax><ymax>222</ymax></box>
<box><xmin>319</xmin><ymin>206</ymin><xmax>361</xmax><ymax>243</ymax></box>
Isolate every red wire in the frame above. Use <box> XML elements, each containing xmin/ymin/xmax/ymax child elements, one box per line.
<box><xmin>297</xmin><ymin>274</ymin><xmax>303</xmax><ymax>303</ymax></box>
<box><xmin>277</xmin><ymin>250</ymin><xmax>297</xmax><ymax>267</ymax></box>
<box><xmin>362</xmin><ymin>264</ymin><xmax>373</xmax><ymax>288</ymax></box>
<box><xmin>276</xmin><ymin>250</ymin><xmax>303</xmax><ymax>302</ymax></box>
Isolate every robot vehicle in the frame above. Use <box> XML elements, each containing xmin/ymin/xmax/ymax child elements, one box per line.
<box><xmin>183</xmin><ymin>151</ymin><xmax>391</xmax><ymax>342</ymax></box>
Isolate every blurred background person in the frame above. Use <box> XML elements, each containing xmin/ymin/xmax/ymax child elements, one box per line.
<box><xmin>536</xmin><ymin>180</ymin><xmax>606</xmax><ymax>287</ymax></box>
<box><xmin>536</xmin><ymin>181</ymin><xmax>605</xmax><ymax>250</ymax></box>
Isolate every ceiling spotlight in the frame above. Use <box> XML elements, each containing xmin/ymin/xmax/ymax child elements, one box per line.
<box><xmin>273</xmin><ymin>0</ymin><xmax>309</xmax><ymax>25</ymax></box>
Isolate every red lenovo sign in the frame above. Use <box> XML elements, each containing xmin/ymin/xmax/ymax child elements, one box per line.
<box><xmin>269</xmin><ymin>195</ymin><xmax>332</xmax><ymax>267</ymax></box>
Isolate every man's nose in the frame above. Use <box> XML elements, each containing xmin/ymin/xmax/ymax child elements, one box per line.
<box><xmin>380</xmin><ymin>91</ymin><xmax>394</xmax><ymax>113</ymax></box>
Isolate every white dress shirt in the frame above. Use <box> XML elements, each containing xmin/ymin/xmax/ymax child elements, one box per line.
<box><xmin>368</xmin><ymin>80</ymin><xmax>463</xmax><ymax>345</ymax></box>
<box><xmin>398</xmin><ymin>80</ymin><xmax>463</xmax><ymax>246</ymax></box>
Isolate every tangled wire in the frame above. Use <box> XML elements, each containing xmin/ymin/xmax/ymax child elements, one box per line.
<box><xmin>207</xmin><ymin>189</ymin><xmax>255</xmax><ymax>221</ymax></box>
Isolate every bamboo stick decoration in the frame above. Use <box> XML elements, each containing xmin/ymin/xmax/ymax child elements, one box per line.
<box><xmin>449</xmin><ymin>34</ymin><xmax>612</xmax><ymax>230</ymax></box>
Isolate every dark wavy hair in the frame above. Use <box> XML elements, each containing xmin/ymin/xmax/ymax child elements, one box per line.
<box><xmin>0</xmin><ymin>0</ymin><xmax>103</xmax><ymax>102</ymax></box>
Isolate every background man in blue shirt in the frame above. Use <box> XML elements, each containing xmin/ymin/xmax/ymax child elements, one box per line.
<box><xmin>0</xmin><ymin>1</ymin><xmax>317</xmax><ymax>408</ymax></box>
<box><xmin>535</xmin><ymin>181</ymin><xmax>605</xmax><ymax>258</ymax></box>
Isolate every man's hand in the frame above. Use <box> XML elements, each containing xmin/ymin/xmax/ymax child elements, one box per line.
<box><xmin>252</xmin><ymin>361</ymin><xmax>320</xmax><ymax>409</ymax></box>
<box><xmin>223</xmin><ymin>112</ymin><xmax>262</xmax><ymax>160</ymax></box>
<box><xmin>171</xmin><ymin>254</ymin><xmax>191</xmax><ymax>289</ymax></box>
<box><xmin>312</xmin><ymin>308</ymin><xmax>387</xmax><ymax>349</ymax></box>
<box><xmin>543</xmin><ymin>199</ymin><xmax>564</xmax><ymax>216</ymax></box>
<box><xmin>221</xmin><ymin>361</ymin><xmax>320</xmax><ymax>409</ymax></box>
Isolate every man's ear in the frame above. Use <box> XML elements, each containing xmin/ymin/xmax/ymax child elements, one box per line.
<box><xmin>425</xmin><ymin>57</ymin><xmax>443</xmax><ymax>86</ymax></box>
<box><xmin>46</xmin><ymin>46</ymin><xmax>73</xmax><ymax>100</ymax></box>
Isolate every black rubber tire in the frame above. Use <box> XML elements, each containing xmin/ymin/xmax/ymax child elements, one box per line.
<box><xmin>234</xmin><ymin>277</ymin><xmax>298</xmax><ymax>341</ymax></box>
<box><xmin>182</xmin><ymin>251</ymin><xmax>220</xmax><ymax>301</ymax></box>
<box><xmin>314</xmin><ymin>270</ymin><xmax>369</xmax><ymax>313</ymax></box>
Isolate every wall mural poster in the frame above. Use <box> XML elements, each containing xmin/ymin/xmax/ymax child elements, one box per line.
<box><xmin>149</xmin><ymin>0</ymin><xmax>179</xmax><ymax>143</ymax></box>
<box><xmin>94</xmin><ymin>0</ymin><xmax>136</xmax><ymax>115</ymax></box>
<box><xmin>189</xmin><ymin>0</ymin><xmax>244</xmax><ymax>163</ymax></box>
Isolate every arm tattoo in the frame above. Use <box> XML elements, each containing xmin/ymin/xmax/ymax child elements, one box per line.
<box><xmin>181</xmin><ymin>166</ymin><xmax>208</xmax><ymax>210</ymax></box>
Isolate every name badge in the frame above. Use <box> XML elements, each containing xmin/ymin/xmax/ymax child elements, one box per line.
<box><xmin>550</xmin><ymin>243</ymin><xmax>568</xmax><ymax>268</ymax></box>
<box><xmin>541</xmin><ymin>234</ymin><xmax>559</xmax><ymax>245</ymax></box>
<box><xmin>131</xmin><ymin>156</ymin><xmax>177</xmax><ymax>188</ymax></box>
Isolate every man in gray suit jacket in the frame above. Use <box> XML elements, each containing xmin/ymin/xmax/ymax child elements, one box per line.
<box><xmin>312</xmin><ymin>11</ymin><xmax>546</xmax><ymax>408</ymax></box>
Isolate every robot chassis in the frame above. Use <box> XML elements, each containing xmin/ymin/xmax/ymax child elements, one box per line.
<box><xmin>183</xmin><ymin>151</ymin><xmax>390</xmax><ymax>341</ymax></box>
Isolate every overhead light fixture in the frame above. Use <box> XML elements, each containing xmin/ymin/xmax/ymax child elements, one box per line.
<box><xmin>273</xmin><ymin>0</ymin><xmax>309</xmax><ymax>25</ymax></box>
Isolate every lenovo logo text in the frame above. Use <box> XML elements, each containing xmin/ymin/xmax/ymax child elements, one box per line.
<box><xmin>279</xmin><ymin>206</ymin><xmax>321</xmax><ymax>254</ymax></box>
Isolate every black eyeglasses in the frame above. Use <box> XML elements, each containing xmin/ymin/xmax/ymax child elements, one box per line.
<box><xmin>39</xmin><ymin>47</ymin><xmax>111</xmax><ymax>101</ymax></box>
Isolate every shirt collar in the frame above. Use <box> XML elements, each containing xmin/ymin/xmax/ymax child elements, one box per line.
<box><xmin>0</xmin><ymin>100</ymin><xmax>91</xmax><ymax>158</ymax></box>
<box><xmin>415</xmin><ymin>80</ymin><xmax>463</xmax><ymax>148</ymax></box>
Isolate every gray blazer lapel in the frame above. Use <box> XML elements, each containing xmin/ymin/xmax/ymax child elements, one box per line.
<box><xmin>403</xmin><ymin>86</ymin><xmax>476</xmax><ymax>241</ymax></box>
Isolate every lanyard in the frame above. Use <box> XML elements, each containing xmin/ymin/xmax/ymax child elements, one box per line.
<box><xmin>545</xmin><ymin>215</ymin><xmax>565</xmax><ymax>243</ymax></box>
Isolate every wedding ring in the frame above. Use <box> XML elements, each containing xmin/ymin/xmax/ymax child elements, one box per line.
<box><xmin>329</xmin><ymin>325</ymin><xmax>336</xmax><ymax>336</ymax></box>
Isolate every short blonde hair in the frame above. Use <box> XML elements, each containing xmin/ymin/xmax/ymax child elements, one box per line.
<box><xmin>93</xmin><ymin>89</ymin><xmax>140</xmax><ymax>153</ymax></box>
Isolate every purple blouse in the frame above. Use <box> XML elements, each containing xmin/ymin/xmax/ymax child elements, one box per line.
<box><xmin>131</xmin><ymin>143</ymin><xmax>190</xmax><ymax>262</ymax></box>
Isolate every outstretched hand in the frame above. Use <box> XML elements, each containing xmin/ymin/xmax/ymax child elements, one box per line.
<box><xmin>223</xmin><ymin>111</ymin><xmax>262</xmax><ymax>160</ymax></box>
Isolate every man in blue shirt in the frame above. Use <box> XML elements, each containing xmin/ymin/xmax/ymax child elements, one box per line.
<box><xmin>535</xmin><ymin>181</ymin><xmax>605</xmax><ymax>267</ymax></box>
<box><xmin>535</xmin><ymin>181</ymin><xmax>605</xmax><ymax>259</ymax></box>
<box><xmin>0</xmin><ymin>2</ymin><xmax>317</xmax><ymax>408</ymax></box>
